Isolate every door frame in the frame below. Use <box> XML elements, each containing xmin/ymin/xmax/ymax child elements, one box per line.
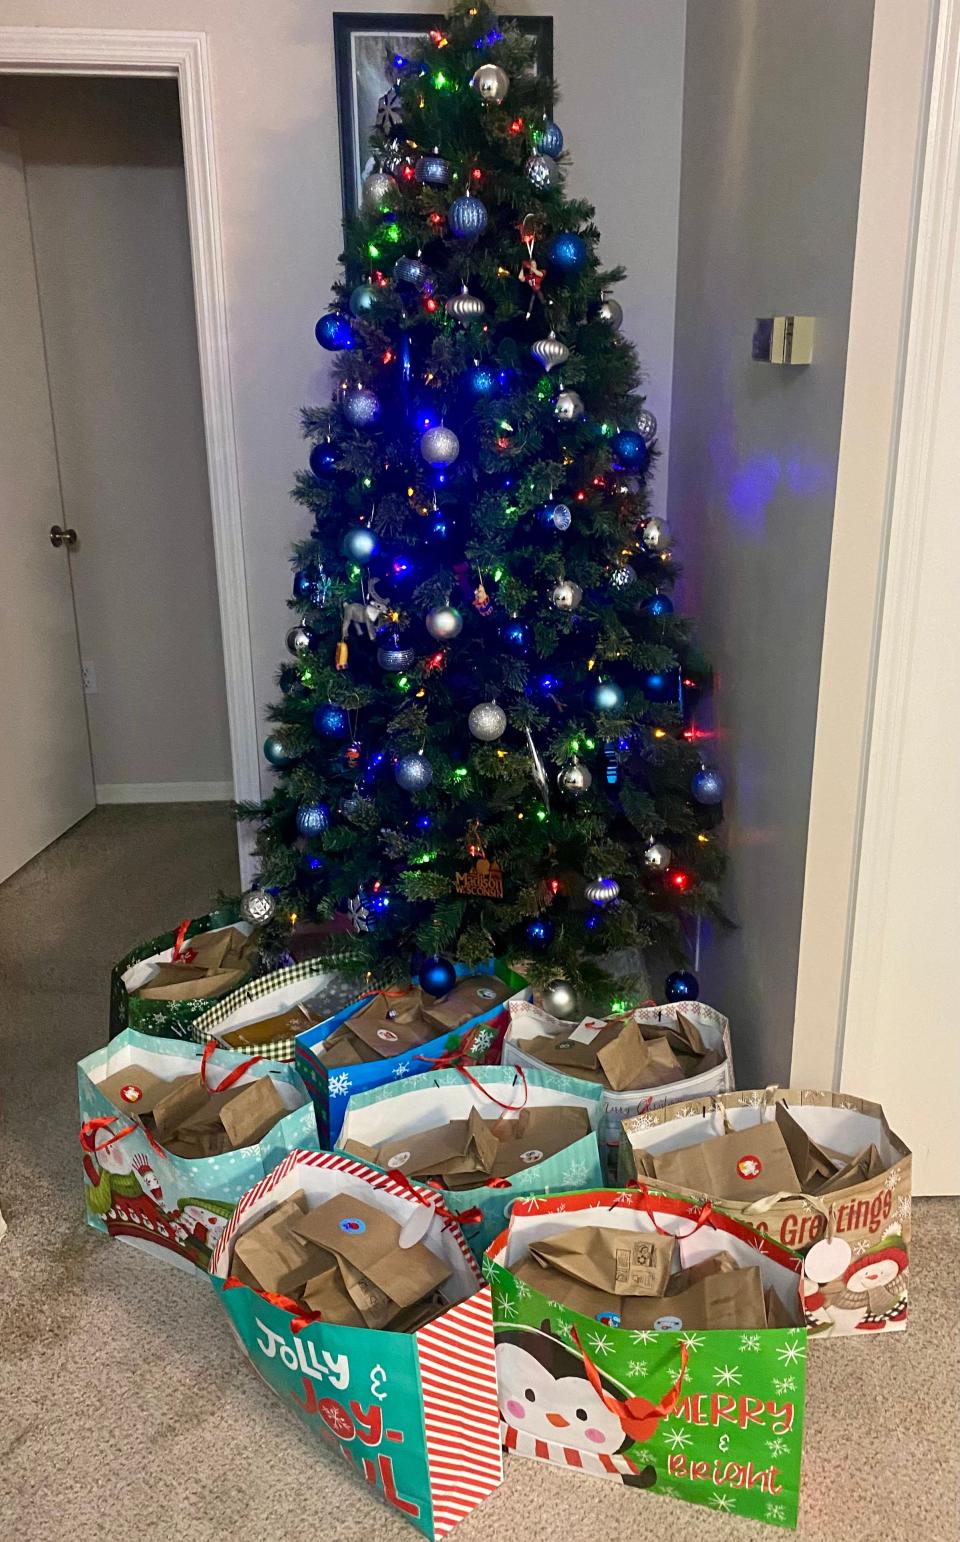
<box><xmin>0</xmin><ymin>28</ymin><xmax>261</xmax><ymax>863</ymax></box>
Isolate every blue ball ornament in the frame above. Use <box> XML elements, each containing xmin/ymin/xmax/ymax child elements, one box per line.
<box><xmin>349</xmin><ymin>283</ymin><xmax>379</xmax><ymax>318</ymax></box>
<box><xmin>611</xmin><ymin>431</ymin><xmax>651</xmax><ymax>472</ymax></box>
<box><xmin>591</xmin><ymin>680</ymin><xmax>625</xmax><ymax>712</ymax></box>
<box><xmin>641</xmin><ymin>592</ymin><xmax>674</xmax><ymax>618</ymax></box>
<box><xmin>342</xmin><ymin>385</ymin><xmax>381</xmax><ymax>429</ymax></box>
<box><xmin>394</xmin><ymin>255</ymin><xmax>429</xmax><ymax>289</ymax></box>
<box><xmin>313</xmin><ymin>703</ymin><xmax>349</xmax><ymax>738</ymax></box>
<box><xmin>315</xmin><ymin>312</ymin><xmax>355</xmax><ymax>351</ymax></box>
<box><xmin>642</xmin><ymin>670</ymin><xmax>676</xmax><ymax>701</ymax></box>
<box><xmin>466</xmin><ymin>363</ymin><xmax>498</xmax><ymax>398</ymax></box>
<box><xmin>502</xmin><ymin>618</ymin><xmax>529</xmax><ymax>651</ymax></box>
<box><xmin>448</xmin><ymin>196</ymin><xmax>488</xmax><ymax>239</ymax></box>
<box><xmin>547</xmin><ymin>232</ymin><xmax>588</xmax><ymax>273</ymax></box>
<box><xmin>535</xmin><ymin>119</ymin><xmax>564</xmax><ymax>158</ymax></box>
<box><xmin>418</xmin><ymin>955</ymin><xmax>457</xmax><ymax>997</ymax></box>
<box><xmin>296</xmin><ymin>802</ymin><xmax>330</xmax><ymax>836</ymax></box>
<box><xmin>263</xmin><ymin>734</ymin><xmax>293</xmax><ymax>768</ymax></box>
<box><xmin>525</xmin><ymin>917</ymin><xmax>555</xmax><ymax>948</ymax></box>
<box><xmin>416</xmin><ymin>152</ymin><xmax>450</xmax><ymax>186</ymax></box>
<box><xmin>308</xmin><ymin>441</ymin><xmax>338</xmax><ymax>479</ymax></box>
<box><xmin>292</xmin><ymin>565</ymin><xmax>321</xmax><ymax>601</ymax></box>
<box><xmin>341</xmin><ymin>526</ymin><xmax>379</xmax><ymax>563</ymax></box>
<box><xmin>665</xmin><ymin>970</ymin><xmax>700</xmax><ymax>1002</ymax></box>
<box><xmin>691</xmin><ymin>766</ymin><xmax>725</xmax><ymax>805</ymax></box>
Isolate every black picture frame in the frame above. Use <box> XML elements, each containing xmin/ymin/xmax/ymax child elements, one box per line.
<box><xmin>333</xmin><ymin>13</ymin><xmax>554</xmax><ymax>219</ymax></box>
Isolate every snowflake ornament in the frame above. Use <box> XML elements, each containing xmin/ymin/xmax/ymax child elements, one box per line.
<box><xmin>714</xmin><ymin>1364</ymin><xmax>742</xmax><ymax>1387</ymax></box>
<box><xmin>471</xmin><ymin>1027</ymin><xmax>494</xmax><ymax>1053</ymax></box>
<box><xmin>375</xmin><ymin>85</ymin><xmax>404</xmax><ymax>138</ymax></box>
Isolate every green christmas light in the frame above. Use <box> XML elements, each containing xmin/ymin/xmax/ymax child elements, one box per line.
<box><xmin>433</xmin><ymin>70</ymin><xmax>447</xmax><ymax>88</ymax></box>
<box><xmin>570</xmin><ymin>738</ymin><xmax>580</xmax><ymax>753</ymax></box>
<box><xmin>584</xmin><ymin>737</ymin><xmax>596</xmax><ymax>750</ymax></box>
<box><xmin>493</xmin><ymin>567</ymin><xmax>503</xmax><ymax>582</ymax></box>
<box><xmin>536</xmin><ymin>376</ymin><xmax>553</xmax><ymax>400</ymax></box>
<box><xmin>535</xmin><ymin>809</ymin><xmax>547</xmax><ymax>822</ymax></box>
<box><xmin>368</xmin><ymin>242</ymin><xmax>381</xmax><ymax>259</ymax></box>
<box><xmin>362</xmin><ymin>476</ymin><xmax>373</xmax><ymax>489</ymax></box>
<box><xmin>384</xmin><ymin>224</ymin><xmax>401</xmax><ymax>243</ymax></box>
<box><xmin>397</xmin><ymin>675</ymin><xmax>411</xmax><ymax>691</ymax></box>
<box><xmin>453</xmin><ymin>767</ymin><xmax>468</xmax><ymax>780</ymax></box>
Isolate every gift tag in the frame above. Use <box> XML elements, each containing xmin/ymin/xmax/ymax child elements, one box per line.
<box><xmin>803</xmin><ymin>1236</ymin><xmax>852</xmax><ymax>1284</ymax></box>
<box><xmin>736</xmin><ymin>1154</ymin><xmax>763</xmax><ymax>1180</ymax></box>
<box><xmin>386</xmin><ymin>1150</ymin><xmax>411</xmax><ymax>1170</ymax></box>
<box><xmin>399</xmin><ymin>1201</ymin><xmax>434</xmax><ymax>1248</ymax></box>
<box><xmin>376</xmin><ymin>1028</ymin><xmax>400</xmax><ymax>1045</ymax></box>
<box><xmin>119</xmin><ymin>1083</ymin><xmax>144</xmax><ymax>1105</ymax></box>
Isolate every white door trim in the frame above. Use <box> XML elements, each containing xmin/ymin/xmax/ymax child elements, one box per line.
<box><xmin>0</xmin><ymin>29</ymin><xmax>260</xmax><ymax>853</ymax></box>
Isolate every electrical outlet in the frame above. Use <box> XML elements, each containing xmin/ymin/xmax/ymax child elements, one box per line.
<box><xmin>81</xmin><ymin>660</ymin><xmax>97</xmax><ymax>694</ymax></box>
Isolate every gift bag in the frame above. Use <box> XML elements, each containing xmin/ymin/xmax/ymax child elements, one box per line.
<box><xmin>296</xmin><ymin>963</ymin><xmax>530</xmax><ymax>1145</ymax></box>
<box><xmin>338</xmin><ymin>1064</ymin><xmax>605</xmax><ymax>1260</ymax></box>
<box><xmin>192</xmin><ymin>953</ymin><xmax>370</xmax><ymax>1062</ymax></box>
<box><xmin>619</xmin><ymin>1087</ymin><xmax>912</xmax><ymax>1338</ymax></box>
<box><xmin>485</xmin><ymin>1187</ymin><xmax>806</xmax><ymax>1529</ymax></box>
<box><xmin>503</xmin><ymin>999</ymin><xmax>734</xmax><ymax>1159</ymax></box>
<box><xmin>109</xmin><ymin>905</ymin><xmax>257</xmax><ymax>1041</ymax></box>
<box><xmin>210</xmin><ymin>1149</ymin><xmax>503</xmax><ymax>1537</ymax></box>
<box><xmin>78</xmin><ymin>1029</ymin><xmax>319</xmax><ymax>1273</ymax></box>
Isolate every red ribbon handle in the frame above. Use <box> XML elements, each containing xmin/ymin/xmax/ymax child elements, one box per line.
<box><xmin>79</xmin><ymin>1114</ymin><xmax>136</xmax><ymax>1155</ymax></box>
<box><xmin>571</xmin><ymin>1326</ymin><xmax>688</xmax><ymax>1443</ymax></box>
<box><xmin>200</xmin><ymin>1038</ymin><xmax>264</xmax><ymax>1092</ymax></box>
<box><xmin>223</xmin><ymin>1275</ymin><xmax>323</xmax><ymax>1335</ymax></box>
<box><xmin>626</xmin><ymin>1182</ymin><xmax>714</xmax><ymax>1239</ymax></box>
<box><xmin>172</xmin><ymin>918</ymin><xmax>197</xmax><ymax>965</ymax></box>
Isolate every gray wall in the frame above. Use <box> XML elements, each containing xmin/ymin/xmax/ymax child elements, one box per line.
<box><xmin>668</xmin><ymin>0</ymin><xmax>876</xmax><ymax>1085</ymax></box>
<box><xmin>0</xmin><ymin>75</ymin><xmax>232</xmax><ymax>795</ymax></box>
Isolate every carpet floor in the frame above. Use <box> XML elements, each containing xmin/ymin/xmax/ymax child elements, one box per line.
<box><xmin>1</xmin><ymin>805</ymin><xmax>957</xmax><ymax>1541</ymax></box>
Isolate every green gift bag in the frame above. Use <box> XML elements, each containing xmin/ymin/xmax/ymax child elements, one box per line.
<box><xmin>484</xmin><ymin>1187</ymin><xmax>807</xmax><ymax>1529</ymax></box>
<box><xmin>109</xmin><ymin>905</ymin><xmax>255</xmax><ymax>1041</ymax></box>
<box><xmin>338</xmin><ymin>1064</ymin><xmax>605</xmax><ymax>1260</ymax></box>
<box><xmin>209</xmin><ymin>1150</ymin><xmax>503</xmax><ymax>1537</ymax></box>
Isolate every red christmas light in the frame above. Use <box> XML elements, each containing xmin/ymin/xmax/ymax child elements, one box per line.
<box><xmin>470</xmin><ymin>167</ymin><xmax>483</xmax><ymax>182</ymax></box>
<box><xmin>372</xmin><ymin>270</ymin><xmax>389</xmax><ymax>289</ymax></box>
<box><xmin>575</xmin><ymin>490</ymin><xmax>587</xmax><ymax>502</ymax></box>
<box><xmin>547</xmin><ymin>878</ymin><xmax>561</xmax><ymax>895</ymax></box>
<box><xmin>428</xmin><ymin>211</ymin><xmax>445</xmax><ymax>227</ymax></box>
<box><xmin>670</xmin><ymin>871</ymin><xmax>690</xmax><ymax>891</ymax></box>
<box><xmin>496</xmin><ymin>435</ymin><xmax>511</xmax><ymax>451</ymax></box>
<box><xmin>400</xmin><ymin>162</ymin><xmax>417</xmax><ymax>183</ymax></box>
<box><xmin>382</xmin><ymin>349</ymin><xmax>395</xmax><ymax>364</ymax></box>
<box><xmin>423</xmin><ymin>295</ymin><xmax>439</xmax><ymax>313</ymax></box>
<box><xmin>509</xmin><ymin>117</ymin><xmax>525</xmax><ymax>134</ymax></box>
<box><xmin>425</xmin><ymin>649</ymin><xmax>446</xmax><ymax>672</ymax></box>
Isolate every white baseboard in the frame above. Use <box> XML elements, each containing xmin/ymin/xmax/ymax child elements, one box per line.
<box><xmin>95</xmin><ymin>781</ymin><xmax>234</xmax><ymax>804</ymax></box>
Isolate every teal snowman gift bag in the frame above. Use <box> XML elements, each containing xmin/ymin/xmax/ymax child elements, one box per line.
<box><xmin>337</xmin><ymin>1064</ymin><xmax>605</xmax><ymax>1261</ymax></box>
<box><xmin>78</xmin><ymin>1029</ymin><xmax>319</xmax><ymax>1273</ymax></box>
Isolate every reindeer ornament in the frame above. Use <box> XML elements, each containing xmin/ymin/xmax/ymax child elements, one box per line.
<box><xmin>336</xmin><ymin>576</ymin><xmax>391</xmax><ymax>669</ymax></box>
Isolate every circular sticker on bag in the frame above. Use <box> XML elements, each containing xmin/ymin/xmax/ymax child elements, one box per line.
<box><xmin>119</xmin><ymin>1083</ymin><xmax>143</xmax><ymax>1104</ymax></box>
<box><xmin>596</xmin><ymin>1310</ymin><xmax>620</xmax><ymax>1327</ymax></box>
<box><xmin>736</xmin><ymin>1155</ymin><xmax>763</xmax><ymax>1180</ymax></box>
<box><xmin>339</xmin><ymin>1217</ymin><xmax>366</xmax><ymax>1234</ymax></box>
<box><xmin>520</xmin><ymin>1149</ymin><xmax>544</xmax><ymax>1164</ymax></box>
<box><xmin>476</xmin><ymin>986</ymin><xmax>497</xmax><ymax>999</ymax></box>
<box><xmin>376</xmin><ymin>1028</ymin><xmax>399</xmax><ymax>1043</ymax></box>
<box><xmin>386</xmin><ymin>1151</ymin><xmax>411</xmax><ymax>1169</ymax></box>
<box><xmin>654</xmin><ymin>1314</ymin><xmax>683</xmax><ymax>1331</ymax></box>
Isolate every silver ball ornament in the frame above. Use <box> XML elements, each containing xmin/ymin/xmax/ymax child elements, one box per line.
<box><xmin>591</xmin><ymin>679</ymin><xmax>625</xmax><ymax>712</ymax></box>
<box><xmin>550</xmin><ymin>578</ymin><xmax>583</xmax><ymax>612</ymax></box>
<box><xmin>543</xmin><ymin>502</ymin><xmax>572</xmax><ymax>531</ymax></box>
<box><xmin>420</xmin><ymin>425</ymin><xmax>460</xmax><ymax>467</ymax></box>
<box><xmin>240</xmin><ymin>888</ymin><xmax>277</xmax><ymax>925</ymax></box>
<box><xmin>644</xmin><ymin>840</ymin><xmax>672</xmax><ymax>871</ymax></box>
<box><xmin>342</xmin><ymin>384</ymin><xmax>381</xmax><ymax>429</ymax></box>
<box><xmin>596</xmin><ymin>295</ymin><xmax>624</xmax><ymax>329</ymax></box>
<box><xmin>525</xmin><ymin>152</ymin><xmax>559</xmax><ymax>191</ymax></box>
<box><xmin>341</xmin><ymin>525</ymin><xmax>378</xmax><ymax>562</ymax></box>
<box><xmin>531</xmin><ymin>332</ymin><xmax>570</xmax><ymax>373</ymax></box>
<box><xmin>394</xmin><ymin>752</ymin><xmax>433</xmax><ymax>791</ymax></box>
<box><xmin>637</xmin><ymin>409</ymin><xmax>658</xmax><ymax>443</ymax></box>
<box><xmin>445</xmin><ymin>288</ymin><xmax>486</xmax><ymax>325</ymax></box>
<box><xmin>585</xmin><ymin>876</ymin><xmax>620</xmax><ymax>908</ymax></box>
<box><xmin>554</xmin><ymin>389</ymin><xmax>585</xmax><ymax>422</ymax></box>
<box><xmin>557</xmin><ymin>757</ymin><xmax>592</xmax><ymax>796</ymax></box>
<box><xmin>610</xmin><ymin>563</ymin><xmax>637</xmax><ymax>589</ymax></box>
<box><xmin>542</xmin><ymin>978</ymin><xmax>578</xmax><ymax>1020</ymax></box>
<box><xmin>468</xmin><ymin>701</ymin><xmax>507</xmax><ymax>741</ymax></box>
<box><xmin>285</xmin><ymin>623</ymin><xmax>316</xmax><ymax>657</ymax></box>
<box><xmin>640</xmin><ymin>516</ymin><xmax>670</xmax><ymax>552</ymax></box>
<box><xmin>425</xmin><ymin>604</ymin><xmax>463</xmax><ymax>641</ymax></box>
<box><xmin>361</xmin><ymin>170</ymin><xmax>399</xmax><ymax>215</ymax></box>
<box><xmin>470</xmin><ymin>63</ymin><xmax>510</xmax><ymax>104</ymax></box>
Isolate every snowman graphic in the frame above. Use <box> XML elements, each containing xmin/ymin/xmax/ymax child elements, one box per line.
<box><xmin>801</xmin><ymin>1235</ymin><xmax>908</xmax><ymax>1335</ymax></box>
<box><xmin>496</xmin><ymin>1319</ymin><xmax>685</xmax><ymax>1483</ymax></box>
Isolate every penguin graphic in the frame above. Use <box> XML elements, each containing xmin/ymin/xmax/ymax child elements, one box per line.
<box><xmin>497</xmin><ymin>1318</ymin><xmax>686</xmax><ymax>1486</ymax></box>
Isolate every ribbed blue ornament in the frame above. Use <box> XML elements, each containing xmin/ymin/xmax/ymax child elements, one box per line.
<box><xmin>416</xmin><ymin>152</ymin><xmax>450</xmax><ymax>186</ymax></box>
<box><xmin>641</xmin><ymin>592</ymin><xmax>674</xmax><ymax>617</ymax></box>
<box><xmin>296</xmin><ymin>802</ymin><xmax>330</xmax><ymax>836</ymax></box>
<box><xmin>536</xmin><ymin>119</ymin><xmax>564</xmax><ymax>158</ymax></box>
<box><xmin>315</xmin><ymin>312</ymin><xmax>355</xmax><ymax>350</ymax></box>
<box><xmin>448</xmin><ymin>196</ymin><xmax>488</xmax><ymax>238</ymax></box>
<box><xmin>547</xmin><ymin>232</ymin><xmax>587</xmax><ymax>272</ymax></box>
<box><xmin>393</xmin><ymin>255</ymin><xmax>429</xmax><ymax>289</ymax></box>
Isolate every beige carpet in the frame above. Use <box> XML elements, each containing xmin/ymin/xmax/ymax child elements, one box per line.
<box><xmin>1</xmin><ymin>805</ymin><xmax>957</xmax><ymax>1541</ymax></box>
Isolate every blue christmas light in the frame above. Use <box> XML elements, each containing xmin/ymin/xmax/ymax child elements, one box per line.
<box><xmin>502</xmin><ymin>619</ymin><xmax>529</xmax><ymax>651</ymax></box>
<box><xmin>393</xmin><ymin>53</ymin><xmax>407</xmax><ymax>68</ymax></box>
<box><xmin>538</xmin><ymin>673</ymin><xmax>562</xmax><ymax>693</ymax></box>
<box><xmin>416</xmin><ymin>814</ymin><xmax>432</xmax><ymax>830</ymax></box>
<box><xmin>642</xmin><ymin>670</ymin><xmax>677</xmax><ymax>702</ymax></box>
<box><xmin>391</xmin><ymin>556</ymin><xmax>413</xmax><ymax>579</ymax></box>
<box><xmin>306</xmin><ymin>855</ymin><xmax>323</xmax><ymax>870</ymax></box>
<box><xmin>525</xmin><ymin>917</ymin><xmax>555</xmax><ymax>948</ymax></box>
<box><xmin>466</xmin><ymin>363</ymin><xmax>498</xmax><ymax>398</ymax></box>
<box><xmin>431</xmin><ymin>520</ymin><xmax>448</xmax><ymax>539</ymax></box>
<box><xmin>411</xmin><ymin>402</ymin><xmax>438</xmax><ymax>433</ymax></box>
<box><xmin>642</xmin><ymin>592</ymin><xmax>674</xmax><ymax>617</ymax></box>
<box><xmin>584</xmin><ymin>913</ymin><xmax>602</xmax><ymax>931</ymax></box>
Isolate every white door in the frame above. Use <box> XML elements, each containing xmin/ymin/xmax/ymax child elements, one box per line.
<box><xmin>0</xmin><ymin>127</ymin><xmax>94</xmax><ymax>882</ymax></box>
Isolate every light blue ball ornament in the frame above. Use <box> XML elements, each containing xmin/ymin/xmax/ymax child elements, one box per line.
<box><xmin>342</xmin><ymin>385</ymin><xmax>381</xmax><ymax>429</ymax></box>
<box><xmin>547</xmin><ymin>232</ymin><xmax>587</xmax><ymax>272</ymax></box>
<box><xmin>349</xmin><ymin>283</ymin><xmax>379</xmax><ymax>318</ymax></box>
<box><xmin>611</xmin><ymin>430</ymin><xmax>650</xmax><ymax>472</ymax></box>
<box><xmin>313</xmin><ymin>703</ymin><xmax>349</xmax><ymax>738</ymax></box>
<box><xmin>591</xmin><ymin>680</ymin><xmax>625</xmax><ymax>712</ymax></box>
<box><xmin>263</xmin><ymin>735</ymin><xmax>293</xmax><ymax>768</ymax></box>
<box><xmin>296</xmin><ymin>802</ymin><xmax>330</xmax><ymax>836</ymax></box>
<box><xmin>466</xmin><ymin>363</ymin><xmax>498</xmax><ymax>398</ymax></box>
<box><xmin>341</xmin><ymin>526</ymin><xmax>379</xmax><ymax>563</ymax></box>
<box><xmin>448</xmin><ymin>195</ymin><xmax>488</xmax><ymax>238</ymax></box>
<box><xmin>418</xmin><ymin>955</ymin><xmax>457</xmax><ymax>997</ymax></box>
<box><xmin>691</xmin><ymin>765</ymin><xmax>725</xmax><ymax>805</ymax></box>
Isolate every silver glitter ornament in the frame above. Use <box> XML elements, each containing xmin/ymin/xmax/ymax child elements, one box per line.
<box><xmin>557</xmin><ymin>756</ymin><xmax>592</xmax><ymax>796</ymax></box>
<box><xmin>394</xmin><ymin>752</ymin><xmax>434</xmax><ymax>791</ymax></box>
<box><xmin>445</xmin><ymin>287</ymin><xmax>486</xmax><ymax>325</ymax></box>
<box><xmin>610</xmin><ymin>563</ymin><xmax>637</xmax><ymax>589</ymax></box>
<box><xmin>640</xmin><ymin>516</ymin><xmax>670</xmax><ymax>552</ymax></box>
<box><xmin>550</xmin><ymin>578</ymin><xmax>583</xmax><ymax>612</ymax></box>
<box><xmin>585</xmin><ymin>876</ymin><xmax>620</xmax><ymax>908</ymax></box>
<box><xmin>377</xmin><ymin>639</ymin><xmax>415</xmax><ymax>671</ymax></box>
<box><xmin>361</xmin><ymin>171</ymin><xmax>399</xmax><ymax>215</ymax></box>
<box><xmin>425</xmin><ymin>604</ymin><xmax>463</xmax><ymax>641</ymax></box>
<box><xmin>637</xmin><ymin>409</ymin><xmax>658</xmax><ymax>443</ymax></box>
<box><xmin>468</xmin><ymin>701</ymin><xmax>507</xmax><ymax>741</ymax></box>
<box><xmin>420</xmin><ymin>425</ymin><xmax>460</xmax><ymax>466</ymax></box>
<box><xmin>470</xmin><ymin>63</ymin><xmax>509</xmax><ymax>104</ymax></box>
<box><xmin>531</xmin><ymin>332</ymin><xmax>570</xmax><ymax>373</ymax></box>
<box><xmin>644</xmin><ymin>840</ymin><xmax>672</xmax><ymax>871</ymax></box>
<box><xmin>525</xmin><ymin>152</ymin><xmax>559</xmax><ymax>191</ymax></box>
<box><xmin>342</xmin><ymin>384</ymin><xmax>381</xmax><ymax>428</ymax></box>
<box><xmin>239</xmin><ymin>888</ymin><xmax>277</xmax><ymax>925</ymax></box>
<box><xmin>285</xmin><ymin>623</ymin><xmax>316</xmax><ymax>657</ymax></box>
<box><xmin>542</xmin><ymin>978</ymin><xmax>578</xmax><ymax>1020</ymax></box>
<box><xmin>554</xmin><ymin>389</ymin><xmax>585</xmax><ymax>422</ymax></box>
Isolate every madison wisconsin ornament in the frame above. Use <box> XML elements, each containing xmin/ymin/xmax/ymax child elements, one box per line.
<box><xmin>454</xmin><ymin>856</ymin><xmax>504</xmax><ymax>899</ymax></box>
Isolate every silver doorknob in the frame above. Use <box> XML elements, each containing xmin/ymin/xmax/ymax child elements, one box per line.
<box><xmin>49</xmin><ymin>524</ymin><xmax>77</xmax><ymax>548</ymax></box>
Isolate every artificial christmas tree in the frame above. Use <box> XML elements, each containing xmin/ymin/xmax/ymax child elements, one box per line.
<box><xmin>240</xmin><ymin>2</ymin><xmax>725</xmax><ymax>1008</ymax></box>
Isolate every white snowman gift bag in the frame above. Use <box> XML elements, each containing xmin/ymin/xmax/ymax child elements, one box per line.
<box><xmin>78</xmin><ymin>1028</ymin><xmax>319</xmax><ymax>1273</ymax></box>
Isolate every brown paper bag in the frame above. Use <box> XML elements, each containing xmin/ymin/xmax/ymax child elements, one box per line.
<box><xmin>219</xmin><ymin>1004</ymin><xmax>322</xmax><ymax>1051</ymax></box>
<box><xmin>774</xmin><ymin>1102</ymin><xmax>837</xmax><ymax>1187</ymax></box>
<box><xmin>374</xmin><ymin>1110</ymin><xmax>498</xmax><ymax>1182</ymax></box>
<box><xmin>301</xmin><ymin>1265</ymin><xmax>367</xmax><ymax>1326</ymax></box>
<box><xmin>529</xmin><ymin>1227</ymin><xmax>675</xmax><ymax>1297</ymax></box>
<box><xmin>319</xmin><ymin>1034</ymin><xmax>381</xmax><ymax>1068</ymax></box>
<box><xmin>639</xmin><ymin>1009</ymin><xmax>707</xmax><ymax>1059</ymax></box>
<box><xmin>336</xmin><ymin>1256</ymin><xmax>405</xmax><ymax>1328</ymax></box>
<box><xmin>97</xmin><ymin>1066</ymin><xmax>192</xmax><ymax>1117</ymax></box>
<box><xmin>291</xmin><ymin>1194</ymin><xmax>452</xmax><ymax>1306</ymax></box>
<box><xmin>421</xmin><ymin>975</ymin><xmax>512</xmax><ymax>1032</ymax></box>
<box><xmin>388</xmin><ymin>1293</ymin><xmax>449</xmax><ymax>1334</ymax></box>
<box><xmin>665</xmin><ymin>1250</ymin><xmax>738</xmax><ymax>1294</ymax></box>
<box><xmin>817</xmin><ymin>1143</ymin><xmax>886</xmax><ymax>1195</ymax></box>
<box><xmin>347</xmin><ymin>1016</ymin><xmax>435</xmax><ymax>1059</ymax></box>
<box><xmin>598</xmin><ymin>1024</ymin><xmax>683</xmax><ymax>1092</ymax></box>
<box><xmin>623</xmin><ymin>1264</ymin><xmax>767</xmax><ymax>1331</ymax></box>
<box><xmin>490</xmin><ymin>1106</ymin><xmax>592</xmax><ymax>1177</ymax></box>
<box><xmin>652</xmin><ymin>1119</ymin><xmax>800</xmax><ymax>1201</ymax></box>
<box><xmin>233</xmin><ymin>1191</ymin><xmax>328</xmax><ymax>1295</ymax></box>
<box><xmin>513</xmin><ymin>1255</ymin><xmax>622</xmax><ymax>1320</ymax></box>
<box><xmin>152</xmin><ymin>1074</ymin><xmax>211</xmax><ymax>1141</ymax></box>
<box><xmin>764</xmin><ymin>1285</ymin><xmax>802</xmax><ymax>1329</ymax></box>
<box><xmin>219</xmin><ymin>1077</ymin><xmax>288</xmax><ymax>1148</ymax></box>
<box><xmin>348</xmin><ymin>989</ymin><xmax>428</xmax><ymax>1031</ymax></box>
